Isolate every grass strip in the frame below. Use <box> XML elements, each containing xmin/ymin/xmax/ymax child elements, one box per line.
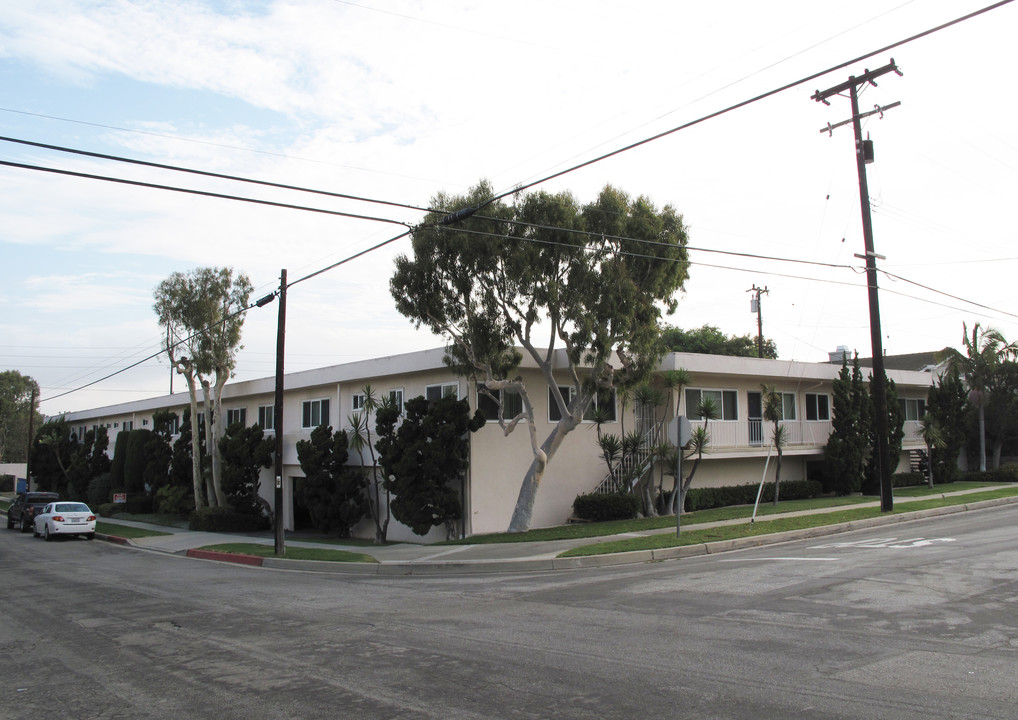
<box><xmin>444</xmin><ymin>482</ymin><xmax>1004</xmax><ymax>545</ymax></box>
<box><xmin>97</xmin><ymin>521</ymin><xmax>172</xmax><ymax>539</ymax></box>
<box><xmin>559</xmin><ymin>487</ymin><xmax>1018</xmax><ymax>557</ymax></box>
<box><xmin>197</xmin><ymin>542</ymin><xmax>377</xmax><ymax>563</ymax></box>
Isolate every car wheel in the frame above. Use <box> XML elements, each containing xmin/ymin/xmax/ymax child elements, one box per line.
<box><xmin>6</xmin><ymin>516</ymin><xmax>13</xmax><ymax>529</ymax></box>
<box><xmin>21</xmin><ymin>518</ymin><xmax>31</xmax><ymax>533</ymax></box>
<box><xmin>85</xmin><ymin>533</ymin><xmax>95</xmax><ymax>541</ymax></box>
<box><xmin>44</xmin><ymin>525</ymin><xmax>52</xmax><ymax>542</ymax></box>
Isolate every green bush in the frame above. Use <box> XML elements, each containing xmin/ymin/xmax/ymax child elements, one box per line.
<box><xmin>96</xmin><ymin>503</ymin><xmax>120</xmax><ymax>518</ymax></box>
<box><xmin>189</xmin><ymin>506</ymin><xmax>270</xmax><ymax>532</ymax></box>
<box><xmin>155</xmin><ymin>485</ymin><xmax>194</xmax><ymax>516</ymax></box>
<box><xmin>120</xmin><ymin>494</ymin><xmax>154</xmax><ymax>514</ymax></box>
<box><xmin>87</xmin><ymin>473</ymin><xmax>113</xmax><ymax>508</ymax></box>
<box><xmin>891</xmin><ymin>471</ymin><xmax>925</xmax><ymax>488</ymax></box>
<box><xmin>963</xmin><ymin>464</ymin><xmax>1018</xmax><ymax>484</ymax></box>
<box><xmin>684</xmin><ymin>479</ymin><xmax>824</xmax><ymax>512</ymax></box>
<box><xmin>0</xmin><ymin>474</ymin><xmax>14</xmax><ymax>492</ymax></box>
<box><xmin>572</xmin><ymin>492</ymin><xmax>640</xmax><ymax>522</ymax></box>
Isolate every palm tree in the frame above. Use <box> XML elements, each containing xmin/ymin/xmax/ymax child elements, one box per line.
<box><xmin>945</xmin><ymin>323</ymin><xmax>1018</xmax><ymax>472</ymax></box>
<box><xmin>918</xmin><ymin>413</ymin><xmax>944</xmax><ymax>490</ymax></box>
<box><xmin>674</xmin><ymin>396</ymin><xmax>718</xmax><ymax>534</ymax></box>
<box><xmin>347</xmin><ymin>385</ymin><xmax>390</xmax><ymax>544</ymax></box>
<box><xmin>761</xmin><ymin>384</ymin><xmax>786</xmax><ymax>505</ymax></box>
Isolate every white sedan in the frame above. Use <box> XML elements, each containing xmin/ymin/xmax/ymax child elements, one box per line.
<box><xmin>33</xmin><ymin>502</ymin><xmax>97</xmax><ymax>541</ymax></box>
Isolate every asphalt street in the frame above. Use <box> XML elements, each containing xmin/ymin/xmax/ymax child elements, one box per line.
<box><xmin>2</xmin><ymin>504</ymin><xmax>1016</xmax><ymax>719</ymax></box>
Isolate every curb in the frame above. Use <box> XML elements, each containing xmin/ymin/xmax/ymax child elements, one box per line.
<box><xmin>97</xmin><ymin>494</ymin><xmax>1018</xmax><ymax>574</ymax></box>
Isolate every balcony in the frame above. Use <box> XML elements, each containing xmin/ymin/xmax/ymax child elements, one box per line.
<box><xmin>697</xmin><ymin>418</ymin><xmax>925</xmax><ymax>454</ymax></box>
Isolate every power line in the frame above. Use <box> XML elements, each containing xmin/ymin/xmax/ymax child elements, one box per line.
<box><xmin>0</xmin><ymin>159</ymin><xmax>413</xmax><ymax>228</ymax></box>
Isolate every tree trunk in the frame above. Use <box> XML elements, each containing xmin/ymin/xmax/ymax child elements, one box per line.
<box><xmin>771</xmin><ymin>448</ymin><xmax>783</xmax><ymax>505</ymax></box>
<box><xmin>926</xmin><ymin>443</ymin><xmax>935</xmax><ymax>489</ymax></box>
<box><xmin>978</xmin><ymin>405</ymin><xmax>987</xmax><ymax>472</ymax></box>
<box><xmin>506</xmin><ymin>403</ymin><xmax>579</xmax><ymax>533</ymax></box>
<box><xmin>199</xmin><ymin>379</ymin><xmax>220</xmax><ymax>507</ymax></box>
<box><xmin>210</xmin><ymin>373</ymin><xmax>229</xmax><ymax>508</ymax></box>
<box><xmin>182</xmin><ymin>371</ymin><xmax>205</xmax><ymax>510</ymax></box>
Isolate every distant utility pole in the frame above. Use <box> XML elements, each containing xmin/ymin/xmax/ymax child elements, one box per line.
<box><xmin>813</xmin><ymin>59</ymin><xmax>901</xmax><ymax>513</ymax></box>
<box><xmin>747</xmin><ymin>285</ymin><xmax>769</xmax><ymax>358</ymax></box>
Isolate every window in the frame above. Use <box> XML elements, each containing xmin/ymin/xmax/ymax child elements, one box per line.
<box><xmin>226</xmin><ymin>408</ymin><xmax>247</xmax><ymax>427</ymax></box>
<box><xmin>426</xmin><ymin>382</ymin><xmax>459</xmax><ymax>402</ymax></box>
<box><xmin>548</xmin><ymin>385</ymin><xmax>617</xmax><ymax>423</ymax></box>
<box><xmin>351</xmin><ymin>393</ymin><xmax>367</xmax><ymax>414</ymax></box>
<box><xmin>477</xmin><ymin>384</ymin><xmax>523</xmax><ymax>421</ymax></box>
<box><xmin>257</xmin><ymin>404</ymin><xmax>275</xmax><ymax>431</ymax></box>
<box><xmin>780</xmin><ymin>393</ymin><xmax>796</xmax><ymax>421</ymax></box>
<box><xmin>805</xmin><ymin>393</ymin><xmax>831</xmax><ymax>421</ymax></box>
<box><xmin>389</xmin><ymin>388</ymin><xmax>404</xmax><ymax>415</ymax></box>
<box><xmin>123</xmin><ymin>420</ymin><xmax>134</xmax><ymax>431</ymax></box>
<box><xmin>899</xmin><ymin>398</ymin><xmax>927</xmax><ymax>422</ymax></box>
<box><xmin>113</xmin><ymin>422</ymin><xmax>119</xmax><ymax>428</ymax></box>
<box><xmin>302</xmin><ymin>398</ymin><xmax>330</xmax><ymax>429</ymax></box>
<box><xmin>142</xmin><ymin>418</ymin><xmax>149</xmax><ymax>426</ymax></box>
<box><xmin>168</xmin><ymin>415</ymin><xmax>180</xmax><ymax>435</ymax></box>
<box><xmin>685</xmin><ymin>389</ymin><xmax>738</xmax><ymax>420</ymax></box>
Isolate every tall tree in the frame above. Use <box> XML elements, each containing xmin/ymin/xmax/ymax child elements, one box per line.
<box><xmin>154</xmin><ymin>267</ymin><xmax>253</xmax><ymax>509</ymax></box>
<box><xmin>295</xmin><ymin>424</ymin><xmax>369</xmax><ymax>538</ymax></box>
<box><xmin>824</xmin><ymin>355</ymin><xmax>870</xmax><ymax>495</ymax></box>
<box><xmin>377</xmin><ymin>395</ymin><xmax>485</xmax><ymax>538</ymax></box>
<box><xmin>760</xmin><ymin>384</ymin><xmax>787</xmax><ymax>504</ymax></box>
<box><xmin>347</xmin><ymin>385</ymin><xmax>391</xmax><ymax>544</ymax></box>
<box><xmin>391</xmin><ymin>181</ymin><xmax>689</xmax><ymax>532</ymax></box>
<box><xmin>0</xmin><ymin>370</ymin><xmax>42</xmax><ymax>463</ymax></box>
<box><xmin>942</xmin><ymin>323</ymin><xmax>1018</xmax><ymax>472</ymax></box>
<box><xmin>863</xmin><ymin>374</ymin><xmax>904</xmax><ymax>494</ymax></box>
<box><xmin>926</xmin><ymin>365</ymin><xmax>967</xmax><ymax>483</ymax></box>
<box><xmin>661</xmin><ymin>324</ymin><xmax>777</xmax><ymax>359</ymax></box>
<box><xmin>30</xmin><ymin>418</ymin><xmax>110</xmax><ymax>500</ymax></box>
<box><xmin>219</xmin><ymin>421</ymin><xmax>274</xmax><ymax>518</ymax></box>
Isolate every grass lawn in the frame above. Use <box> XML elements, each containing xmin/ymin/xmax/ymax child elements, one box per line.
<box><xmin>197</xmin><ymin>543</ymin><xmax>377</xmax><ymax>563</ymax></box>
<box><xmin>558</xmin><ymin>486</ymin><xmax>1018</xmax><ymax>557</ymax></box>
<box><xmin>97</xmin><ymin>521</ymin><xmax>172</xmax><ymax>539</ymax></box>
<box><xmin>445</xmin><ymin>481</ymin><xmax>1006</xmax><ymax>545</ymax></box>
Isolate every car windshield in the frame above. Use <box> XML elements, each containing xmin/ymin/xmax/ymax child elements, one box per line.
<box><xmin>55</xmin><ymin>503</ymin><xmax>91</xmax><ymax>513</ymax></box>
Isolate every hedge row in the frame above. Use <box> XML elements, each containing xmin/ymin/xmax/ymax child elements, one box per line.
<box><xmin>572</xmin><ymin>492</ymin><xmax>640</xmax><ymax>522</ymax></box>
<box><xmin>684</xmin><ymin>479</ymin><xmax>824</xmax><ymax>512</ymax></box>
<box><xmin>189</xmin><ymin>506</ymin><xmax>270</xmax><ymax>532</ymax></box>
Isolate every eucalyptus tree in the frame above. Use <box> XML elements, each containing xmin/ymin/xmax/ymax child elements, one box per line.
<box><xmin>0</xmin><ymin>370</ymin><xmax>41</xmax><ymax>463</ymax></box>
<box><xmin>391</xmin><ymin>180</ymin><xmax>689</xmax><ymax>532</ymax></box>
<box><xmin>153</xmin><ymin>267</ymin><xmax>253</xmax><ymax>509</ymax></box>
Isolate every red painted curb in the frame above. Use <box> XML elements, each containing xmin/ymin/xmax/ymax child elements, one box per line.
<box><xmin>186</xmin><ymin>549</ymin><xmax>264</xmax><ymax>566</ymax></box>
<box><xmin>97</xmin><ymin>534</ymin><xmax>130</xmax><ymax>545</ymax></box>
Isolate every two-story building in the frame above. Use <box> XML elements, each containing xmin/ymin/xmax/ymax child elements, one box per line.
<box><xmin>59</xmin><ymin>347</ymin><xmax>936</xmax><ymax>542</ymax></box>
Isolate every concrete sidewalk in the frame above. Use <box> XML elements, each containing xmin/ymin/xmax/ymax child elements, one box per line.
<box><xmin>97</xmin><ymin>486</ymin><xmax>1018</xmax><ymax>574</ymax></box>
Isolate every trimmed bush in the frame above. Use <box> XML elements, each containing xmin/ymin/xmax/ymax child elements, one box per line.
<box><xmin>96</xmin><ymin>503</ymin><xmax>120</xmax><ymax>518</ymax></box>
<box><xmin>87</xmin><ymin>473</ymin><xmax>113</xmax><ymax>508</ymax></box>
<box><xmin>572</xmin><ymin>492</ymin><xmax>640</xmax><ymax>522</ymax></box>
<box><xmin>684</xmin><ymin>479</ymin><xmax>824</xmax><ymax>512</ymax></box>
<box><xmin>891</xmin><ymin>471</ymin><xmax>925</xmax><ymax>488</ymax></box>
<box><xmin>189</xmin><ymin>506</ymin><xmax>270</xmax><ymax>532</ymax></box>
<box><xmin>120</xmin><ymin>494</ymin><xmax>154</xmax><ymax>514</ymax></box>
<box><xmin>963</xmin><ymin>464</ymin><xmax>1018</xmax><ymax>484</ymax></box>
<box><xmin>0</xmin><ymin>474</ymin><xmax>13</xmax><ymax>492</ymax></box>
<box><xmin>155</xmin><ymin>485</ymin><xmax>194</xmax><ymax>516</ymax></box>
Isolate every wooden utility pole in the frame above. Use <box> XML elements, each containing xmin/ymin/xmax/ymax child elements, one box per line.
<box><xmin>813</xmin><ymin>59</ymin><xmax>901</xmax><ymax>512</ymax></box>
<box><xmin>747</xmin><ymin>285</ymin><xmax>769</xmax><ymax>358</ymax></box>
<box><xmin>272</xmin><ymin>269</ymin><xmax>287</xmax><ymax>555</ymax></box>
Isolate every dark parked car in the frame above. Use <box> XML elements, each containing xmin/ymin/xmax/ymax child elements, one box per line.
<box><xmin>6</xmin><ymin>492</ymin><xmax>60</xmax><ymax>533</ymax></box>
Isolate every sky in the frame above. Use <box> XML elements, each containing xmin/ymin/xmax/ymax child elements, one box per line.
<box><xmin>1</xmin><ymin>0</ymin><xmax>1016</xmax><ymax>417</ymax></box>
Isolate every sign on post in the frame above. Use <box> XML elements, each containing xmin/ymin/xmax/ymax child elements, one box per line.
<box><xmin>668</xmin><ymin>416</ymin><xmax>692</xmax><ymax>448</ymax></box>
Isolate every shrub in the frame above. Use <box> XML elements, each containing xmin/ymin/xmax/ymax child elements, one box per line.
<box><xmin>87</xmin><ymin>473</ymin><xmax>113</xmax><ymax>508</ymax></box>
<box><xmin>0</xmin><ymin>474</ymin><xmax>13</xmax><ymax>492</ymax></box>
<box><xmin>964</xmin><ymin>464</ymin><xmax>1018</xmax><ymax>484</ymax></box>
<box><xmin>120</xmin><ymin>494</ymin><xmax>154</xmax><ymax>514</ymax></box>
<box><xmin>96</xmin><ymin>503</ymin><xmax>120</xmax><ymax>518</ymax></box>
<box><xmin>891</xmin><ymin>471</ymin><xmax>925</xmax><ymax>488</ymax></box>
<box><xmin>189</xmin><ymin>506</ymin><xmax>270</xmax><ymax>532</ymax></box>
<box><xmin>684</xmin><ymin>479</ymin><xmax>824</xmax><ymax>512</ymax></box>
<box><xmin>155</xmin><ymin>485</ymin><xmax>194</xmax><ymax>516</ymax></box>
<box><xmin>572</xmin><ymin>492</ymin><xmax>640</xmax><ymax>522</ymax></box>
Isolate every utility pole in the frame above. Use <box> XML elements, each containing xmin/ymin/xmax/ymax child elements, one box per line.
<box><xmin>25</xmin><ymin>385</ymin><xmax>37</xmax><ymax>492</ymax></box>
<box><xmin>813</xmin><ymin>59</ymin><xmax>901</xmax><ymax>513</ymax></box>
<box><xmin>747</xmin><ymin>285</ymin><xmax>769</xmax><ymax>358</ymax></box>
<box><xmin>272</xmin><ymin>269</ymin><xmax>287</xmax><ymax>555</ymax></box>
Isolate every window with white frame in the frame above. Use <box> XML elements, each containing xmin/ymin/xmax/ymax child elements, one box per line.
<box><xmin>425</xmin><ymin>382</ymin><xmax>459</xmax><ymax>402</ymax></box>
<box><xmin>226</xmin><ymin>408</ymin><xmax>247</xmax><ymax>427</ymax></box>
<box><xmin>685</xmin><ymin>388</ymin><xmax>739</xmax><ymax>420</ymax></box>
<box><xmin>780</xmin><ymin>393</ymin><xmax>796</xmax><ymax>421</ymax></box>
<box><xmin>805</xmin><ymin>393</ymin><xmax>830</xmax><ymax>421</ymax></box>
<box><xmin>169</xmin><ymin>415</ymin><xmax>180</xmax><ymax>435</ymax></box>
<box><xmin>389</xmin><ymin>388</ymin><xmax>404</xmax><ymax>415</ymax></box>
<box><xmin>351</xmin><ymin>392</ymin><xmax>367</xmax><ymax>414</ymax></box>
<box><xmin>547</xmin><ymin>385</ymin><xmax>617</xmax><ymax>423</ymax></box>
<box><xmin>123</xmin><ymin>420</ymin><xmax>134</xmax><ymax>431</ymax></box>
<box><xmin>899</xmin><ymin>398</ymin><xmax>927</xmax><ymax>421</ymax></box>
<box><xmin>477</xmin><ymin>384</ymin><xmax>523</xmax><ymax>421</ymax></box>
<box><xmin>302</xmin><ymin>398</ymin><xmax>330</xmax><ymax>429</ymax></box>
<box><xmin>257</xmin><ymin>404</ymin><xmax>275</xmax><ymax>431</ymax></box>
<box><xmin>142</xmin><ymin>418</ymin><xmax>149</xmax><ymax>426</ymax></box>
